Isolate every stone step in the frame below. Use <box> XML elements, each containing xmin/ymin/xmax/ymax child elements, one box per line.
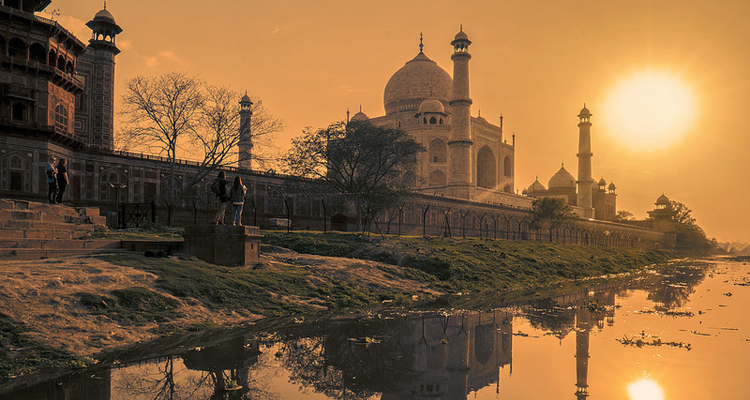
<box><xmin>0</xmin><ymin>239</ymin><xmax>121</xmax><ymax>250</ymax></box>
<box><xmin>0</xmin><ymin>248</ymin><xmax>128</xmax><ymax>260</ymax></box>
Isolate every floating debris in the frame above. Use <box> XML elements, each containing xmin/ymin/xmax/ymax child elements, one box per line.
<box><xmin>635</xmin><ymin>309</ymin><xmax>695</xmax><ymax>318</ymax></box>
<box><xmin>617</xmin><ymin>334</ymin><xmax>692</xmax><ymax>351</ymax></box>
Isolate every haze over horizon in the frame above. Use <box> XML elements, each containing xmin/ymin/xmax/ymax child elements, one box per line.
<box><xmin>45</xmin><ymin>0</ymin><xmax>750</xmax><ymax>243</ymax></box>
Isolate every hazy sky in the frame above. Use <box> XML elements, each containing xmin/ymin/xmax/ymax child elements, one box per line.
<box><xmin>47</xmin><ymin>0</ymin><xmax>750</xmax><ymax>243</ymax></box>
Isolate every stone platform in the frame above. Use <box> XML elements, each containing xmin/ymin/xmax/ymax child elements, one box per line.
<box><xmin>182</xmin><ymin>225</ymin><xmax>262</xmax><ymax>266</ymax></box>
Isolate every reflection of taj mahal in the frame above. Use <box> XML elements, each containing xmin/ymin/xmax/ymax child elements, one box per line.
<box><xmin>351</xmin><ymin>29</ymin><xmax>616</xmax><ymax>221</ymax></box>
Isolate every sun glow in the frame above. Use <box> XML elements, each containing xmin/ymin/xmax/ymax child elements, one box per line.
<box><xmin>601</xmin><ymin>71</ymin><xmax>697</xmax><ymax>149</ymax></box>
<box><xmin>627</xmin><ymin>378</ymin><xmax>665</xmax><ymax>400</ymax></box>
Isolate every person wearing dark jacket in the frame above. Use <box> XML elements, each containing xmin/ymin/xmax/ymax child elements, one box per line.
<box><xmin>228</xmin><ymin>176</ymin><xmax>247</xmax><ymax>226</ymax></box>
<box><xmin>213</xmin><ymin>170</ymin><xmax>230</xmax><ymax>225</ymax></box>
<box><xmin>55</xmin><ymin>158</ymin><xmax>68</xmax><ymax>205</ymax></box>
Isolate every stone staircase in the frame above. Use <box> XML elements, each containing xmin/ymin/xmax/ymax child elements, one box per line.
<box><xmin>0</xmin><ymin>199</ymin><xmax>122</xmax><ymax>259</ymax></box>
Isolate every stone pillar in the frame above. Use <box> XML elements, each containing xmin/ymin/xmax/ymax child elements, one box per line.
<box><xmin>183</xmin><ymin>225</ymin><xmax>262</xmax><ymax>266</ymax></box>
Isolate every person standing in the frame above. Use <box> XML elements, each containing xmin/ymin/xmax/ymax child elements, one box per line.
<box><xmin>45</xmin><ymin>156</ymin><xmax>57</xmax><ymax>204</ymax></box>
<box><xmin>212</xmin><ymin>170</ymin><xmax>230</xmax><ymax>225</ymax></box>
<box><xmin>228</xmin><ymin>176</ymin><xmax>247</xmax><ymax>226</ymax></box>
<box><xmin>55</xmin><ymin>158</ymin><xmax>68</xmax><ymax>205</ymax></box>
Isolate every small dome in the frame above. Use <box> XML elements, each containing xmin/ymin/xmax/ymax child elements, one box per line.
<box><xmin>240</xmin><ymin>94</ymin><xmax>252</xmax><ymax>103</ymax></box>
<box><xmin>350</xmin><ymin>110</ymin><xmax>369</xmax><ymax>121</ymax></box>
<box><xmin>93</xmin><ymin>8</ymin><xmax>116</xmax><ymax>24</ymax></box>
<box><xmin>548</xmin><ymin>165</ymin><xmax>576</xmax><ymax>189</ymax></box>
<box><xmin>418</xmin><ymin>98</ymin><xmax>445</xmax><ymax>114</ymax></box>
<box><xmin>527</xmin><ymin>178</ymin><xmax>547</xmax><ymax>193</ymax></box>
<box><xmin>454</xmin><ymin>29</ymin><xmax>469</xmax><ymax>42</ymax></box>
<box><xmin>578</xmin><ymin>104</ymin><xmax>592</xmax><ymax>118</ymax></box>
<box><xmin>383</xmin><ymin>52</ymin><xmax>452</xmax><ymax>115</ymax></box>
<box><xmin>656</xmin><ymin>194</ymin><xmax>670</xmax><ymax>205</ymax></box>
<box><xmin>598</xmin><ymin>178</ymin><xmax>607</xmax><ymax>186</ymax></box>
<box><xmin>608</xmin><ymin>183</ymin><xmax>616</xmax><ymax>190</ymax></box>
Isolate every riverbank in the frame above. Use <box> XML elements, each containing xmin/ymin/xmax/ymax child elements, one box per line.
<box><xmin>0</xmin><ymin>230</ymin><xmax>681</xmax><ymax>381</ymax></box>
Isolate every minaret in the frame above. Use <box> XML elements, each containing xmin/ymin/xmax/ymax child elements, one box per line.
<box><xmin>447</xmin><ymin>26</ymin><xmax>473</xmax><ymax>199</ymax></box>
<box><xmin>81</xmin><ymin>4</ymin><xmax>122</xmax><ymax>151</ymax></box>
<box><xmin>576</xmin><ymin>105</ymin><xmax>594</xmax><ymax>209</ymax></box>
<box><xmin>238</xmin><ymin>93</ymin><xmax>253</xmax><ymax>170</ymax></box>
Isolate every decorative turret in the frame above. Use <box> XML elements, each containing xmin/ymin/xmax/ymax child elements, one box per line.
<box><xmin>238</xmin><ymin>93</ymin><xmax>253</xmax><ymax>170</ymax></box>
<box><xmin>86</xmin><ymin>4</ymin><xmax>123</xmax><ymax>54</ymax></box>
<box><xmin>76</xmin><ymin>3</ymin><xmax>123</xmax><ymax>151</ymax></box>
<box><xmin>447</xmin><ymin>26</ymin><xmax>474</xmax><ymax>198</ymax></box>
<box><xmin>576</xmin><ymin>104</ymin><xmax>594</xmax><ymax>209</ymax></box>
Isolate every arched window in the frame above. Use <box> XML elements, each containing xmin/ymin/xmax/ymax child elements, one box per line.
<box><xmin>439</xmin><ymin>118</ymin><xmax>443</xmax><ymax>125</ymax></box>
<box><xmin>12</xmin><ymin>103</ymin><xmax>26</xmax><ymax>121</ymax></box>
<box><xmin>65</xmin><ymin>61</ymin><xmax>74</xmax><ymax>74</ymax></box>
<box><xmin>160</xmin><ymin>176</ymin><xmax>183</xmax><ymax>203</ymax></box>
<box><xmin>268</xmin><ymin>188</ymin><xmax>283</xmax><ymax>216</ymax></box>
<box><xmin>29</xmin><ymin>43</ymin><xmax>45</xmax><ymax>63</ymax></box>
<box><xmin>8</xmin><ymin>37</ymin><xmax>27</xmax><ymax>59</ymax></box>
<box><xmin>54</xmin><ymin>104</ymin><xmax>68</xmax><ymax>133</ymax></box>
<box><xmin>99</xmin><ymin>169</ymin><xmax>128</xmax><ymax>202</ymax></box>
<box><xmin>1</xmin><ymin>153</ymin><xmax>31</xmax><ymax>192</ymax></box>
<box><xmin>428</xmin><ymin>170</ymin><xmax>446</xmax><ymax>187</ymax></box>
<box><xmin>48</xmin><ymin>49</ymin><xmax>55</xmax><ymax>66</ymax></box>
<box><xmin>477</xmin><ymin>146</ymin><xmax>496</xmax><ymax>189</ymax></box>
<box><xmin>423</xmin><ymin>117</ymin><xmax>427</xmax><ymax>124</ymax></box>
<box><xmin>503</xmin><ymin>156</ymin><xmax>512</xmax><ymax>177</ymax></box>
<box><xmin>0</xmin><ymin>34</ymin><xmax>7</xmax><ymax>56</ymax></box>
<box><xmin>428</xmin><ymin>139</ymin><xmax>447</xmax><ymax>163</ymax></box>
<box><xmin>429</xmin><ymin>116</ymin><xmax>437</xmax><ymax>124</ymax></box>
<box><xmin>57</xmin><ymin>55</ymin><xmax>65</xmax><ymax>70</ymax></box>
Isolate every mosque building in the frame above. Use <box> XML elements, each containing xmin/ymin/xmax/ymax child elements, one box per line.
<box><xmin>349</xmin><ymin>28</ymin><xmax>616</xmax><ymax>220</ymax></box>
<box><xmin>350</xmin><ymin>30</ymin><xmax>516</xmax><ymax>203</ymax></box>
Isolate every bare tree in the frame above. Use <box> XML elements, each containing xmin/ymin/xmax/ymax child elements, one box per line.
<box><xmin>120</xmin><ymin>73</ymin><xmax>284</xmax><ymax>203</ymax></box>
<box><xmin>120</xmin><ymin>72</ymin><xmax>203</xmax><ymax>203</ymax></box>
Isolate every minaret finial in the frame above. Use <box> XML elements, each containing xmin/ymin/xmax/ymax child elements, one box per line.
<box><xmin>104</xmin><ymin>1</ymin><xmax>107</xmax><ymax>9</ymax></box>
<box><xmin>478</xmin><ymin>109</ymin><xmax>481</xmax><ymax>117</ymax></box>
<box><xmin>460</xmin><ymin>24</ymin><xmax>463</xmax><ymax>32</ymax></box>
<box><xmin>419</xmin><ymin>32</ymin><xmax>424</xmax><ymax>53</ymax></box>
<box><xmin>359</xmin><ymin>105</ymin><xmax>362</xmax><ymax>112</ymax></box>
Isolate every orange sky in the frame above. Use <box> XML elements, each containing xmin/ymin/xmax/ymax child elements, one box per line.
<box><xmin>48</xmin><ymin>0</ymin><xmax>750</xmax><ymax>243</ymax></box>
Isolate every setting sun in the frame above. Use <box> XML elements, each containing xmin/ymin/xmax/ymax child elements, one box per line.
<box><xmin>627</xmin><ymin>378</ymin><xmax>665</xmax><ymax>400</ymax></box>
<box><xmin>602</xmin><ymin>71</ymin><xmax>697</xmax><ymax>149</ymax></box>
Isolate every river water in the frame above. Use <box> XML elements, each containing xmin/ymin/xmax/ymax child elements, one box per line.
<box><xmin>2</xmin><ymin>257</ymin><xmax>749</xmax><ymax>400</ymax></box>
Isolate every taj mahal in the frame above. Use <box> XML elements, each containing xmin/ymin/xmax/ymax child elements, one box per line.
<box><xmin>349</xmin><ymin>28</ymin><xmax>617</xmax><ymax>221</ymax></box>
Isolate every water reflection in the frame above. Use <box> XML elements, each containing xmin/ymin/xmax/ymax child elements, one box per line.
<box><xmin>2</xmin><ymin>260</ymin><xmax>737</xmax><ymax>400</ymax></box>
<box><xmin>274</xmin><ymin>311</ymin><xmax>513</xmax><ymax>399</ymax></box>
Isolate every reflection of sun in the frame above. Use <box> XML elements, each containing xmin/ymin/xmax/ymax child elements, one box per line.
<box><xmin>601</xmin><ymin>71</ymin><xmax>697</xmax><ymax>149</ymax></box>
<box><xmin>627</xmin><ymin>378</ymin><xmax>665</xmax><ymax>400</ymax></box>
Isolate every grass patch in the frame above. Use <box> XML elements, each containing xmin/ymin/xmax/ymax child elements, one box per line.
<box><xmin>262</xmin><ymin>231</ymin><xmax>679</xmax><ymax>294</ymax></box>
<box><xmin>96</xmin><ymin>253</ymin><xmax>390</xmax><ymax>317</ymax></box>
<box><xmin>77</xmin><ymin>287</ymin><xmax>182</xmax><ymax>326</ymax></box>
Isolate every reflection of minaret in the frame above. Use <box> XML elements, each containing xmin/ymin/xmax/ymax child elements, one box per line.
<box><xmin>238</xmin><ymin>94</ymin><xmax>254</xmax><ymax>170</ymax></box>
<box><xmin>576</xmin><ymin>105</ymin><xmax>594</xmax><ymax>210</ymax></box>
<box><xmin>447</xmin><ymin>26</ymin><xmax>473</xmax><ymax>199</ymax></box>
<box><xmin>575</xmin><ymin>307</ymin><xmax>592</xmax><ymax>399</ymax></box>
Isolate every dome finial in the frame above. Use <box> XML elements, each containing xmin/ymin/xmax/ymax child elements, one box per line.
<box><xmin>478</xmin><ymin>109</ymin><xmax>481</xmax><ymax>117</ymax></box>
<box><xmin>103</xmin><ymin>1</ymin><xmax>107</xmax><ymax>10</ymax></box>
<box><xmin>419</xmin><ymin>32</ymin><xmax>424</xmax><ymax>53</ymax></box>
<box><xmin>460</xmin><ymin>24</ymin><xmax>463</xmax><ymax>32</ymax></box>
<box><xmin>359</xmin><ymin>105</ymin><xmax>362</xmax><ymax>112</ymax></box>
